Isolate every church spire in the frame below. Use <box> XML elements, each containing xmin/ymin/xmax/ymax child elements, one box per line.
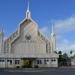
<box><xmin>52</xmin><ymin>24</ymin><xmax>54</xmax><ymax>34</ymax></box>
<box><xmin>50</xmin><ymin>24</ymin><xmax>56</xmax><ymax>53</ymax></box>
<box><xmin>26</xmin><ymin>0</ymin><xmax>31</xmax><ymax>19</ymax></box>
<box><xmin>51</xmin><ymin>24</ymin><xmax>55</xmax><ymax>36</ymax></box>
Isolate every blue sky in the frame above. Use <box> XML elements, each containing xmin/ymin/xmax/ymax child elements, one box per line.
<box><xmin>0</xmin><ymin>0</ymin><xmax>75</xmax><ymax>53</ymax></box>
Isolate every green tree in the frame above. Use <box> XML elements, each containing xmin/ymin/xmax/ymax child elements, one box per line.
<box><xmin>63</xmin><ymin>53</ymin><xmax>69</xmax><ymax>66</ymax></box>
<box><xmin>58</xmin><ymin>51</ymin><xmax>63</xmax><ymax>66</ymax></box>
<box><xmin>70</xmin><ymin>50</ymin><xmax>74</xmax><ymax>59</ymax></box>
<box><xmin>58</xmin><ymin>51</ymin><xmax>62</xmax><ymax>55</ymax></box>
<box><xmin>58</xmin><ymin>51</ymin><xmax>70</xmax><ymax>67</ymax></box>
<box><xmin>63</xmin><ymin>53</ymin><xmax>69</xmax><ymax>59</ymax></box>
<box><xmin>70</xmin><ymin>50</ymin><xmax>73</xmax><ymax>54</ymax></box>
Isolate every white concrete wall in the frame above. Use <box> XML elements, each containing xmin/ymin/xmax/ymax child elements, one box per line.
<box><xmin>36</xmin><ymin>58</ymin><xmax>58</xmax><ymax>67</ymax></box>
<box><xmin>0</xmin><ymin>58</ymin><xmax>22</xmax><ymax>68</ymax></box>
<box><xmin>71</xmin><ymin>59</ymin><xmax>75</xmax><ymax>67</ymax></box>
<box><xmin>11</xmin><ymin>21</ymin><xmax>46</xmax><ymax>56</ymax></box>
<box><xmin>0</xmin><ymin>32</ymin><xmax>3</xmax><ymax>53</ymax></box>
<box><xmin>1</xmin><ymin>19</ymin><xmax>59</xmax><ymax>68</ymax></box>
<box><xmin>0</xmin><ymin>60</ymin><xmax>5</xmax><ymax>68</ymax></box>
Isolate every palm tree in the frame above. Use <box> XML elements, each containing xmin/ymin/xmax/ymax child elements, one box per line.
<box><xmin>58</xmin><ymin>51</ymin><xmax>62</xmax><ymax>55</ymax></box>
<box><xmin>70</xmin><ymin>50</ymin><xmax>73</xmax><ymax>55</ymax></box>
<box><xmin>70</xmin><ymin>50</ymin><xmax>74</xmax><ymax>59</ymax></box>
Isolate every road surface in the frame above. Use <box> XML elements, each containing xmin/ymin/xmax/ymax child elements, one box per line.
<box><xmin>0</xmin><ymin>68</ymin><xmax>75</xmax><ymax>75</ymax></box>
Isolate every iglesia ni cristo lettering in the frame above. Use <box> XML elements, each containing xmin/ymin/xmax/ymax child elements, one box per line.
<box><xmin>0</xmin><ymin>1</ymin><xmax>59</xmax><ymax>68</ymax></box>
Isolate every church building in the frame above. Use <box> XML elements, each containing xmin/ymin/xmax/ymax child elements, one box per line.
<box><xmin>0</xmin><ymin>1</ymin><xmax>59</xmax><ymax>68</ymax></box>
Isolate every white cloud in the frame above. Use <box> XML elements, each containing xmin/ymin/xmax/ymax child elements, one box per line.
<box><xmin>40</xmin><ymin>16</ymin><xmax>75</xmax><ymax>53</ymax></box>
<box><xmin>40</xmin><ymin>26</ymin><xmax>50</xmax><ymax>39</ymax></box>
<box><xmin>69</xmin><ymin>44</ymin><xmax>75</xmax><ymax>50</ymax></box>
<box><xmin>57</xmin><ymin>40</ymin><xmax>75</xmax><ymax>53</ymax></box>
<box><xmin>52</xmin><ymin>16</ymin><xmax>75</xmax><ymax>53</ymax></box>
<box><xmin>40</xmin><ymin>26</ymin><xmax>48</xmax><ymax>35</ymax></box>
<box><xmin>54</xmin><ymin>16</ymin><xmax>75</xmax><ymax>33</ymax></box>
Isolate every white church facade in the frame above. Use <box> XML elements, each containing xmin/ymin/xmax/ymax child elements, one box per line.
<box><xmin>0</xmin><ymin>1</ymin><xmax>59</xmax><ymax>68</ymax></box>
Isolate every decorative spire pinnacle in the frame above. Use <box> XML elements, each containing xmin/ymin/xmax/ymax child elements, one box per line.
<box><xmin>26</xmin><ymin>0</ymin><xmax>31</xmax><ymax>19</ymax></box>
<box><xmin>51</xmin><ymin>24</ymin><xmax>56</xmax><ymax>52</ymax></box>
<box><xmin>51</xmin><ymin>24</ymin><xmax>54</xmax><ymax>36</ymax></box>
<box><xmin>51</xmin><ymin>24</ymin><xmax>55</xmax><ymax>36</ymax></box>
<box><xmin>52</xmin><ymin>24</ymin><xmax>54</xmax><ymax>33</ymax></box>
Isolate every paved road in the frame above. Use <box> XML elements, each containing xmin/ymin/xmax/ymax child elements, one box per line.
<box><xmin>0</xmin><ymin>68</ymin><xmax>75</xmax><ymax>75</ymax></box>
